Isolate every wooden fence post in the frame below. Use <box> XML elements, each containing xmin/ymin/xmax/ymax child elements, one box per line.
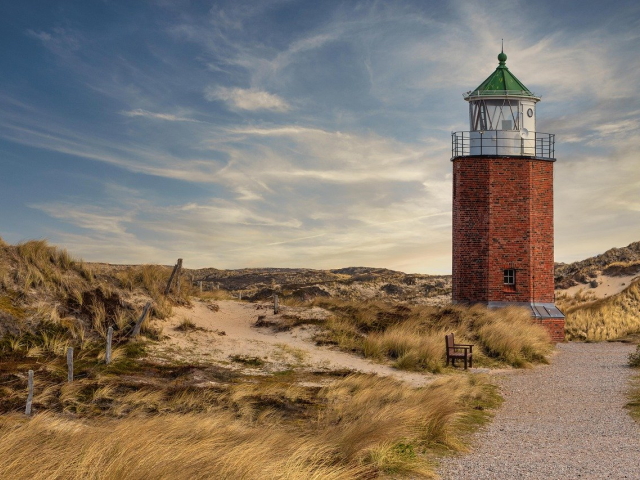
<box><xmin>164</xmin><ymin>258</ymin><xmax>183</xmax><ymax>295</ymax></box>
<box><xmin>25</xmin><ymin>370</ymin><xmax>34</xmax><ymax>415</ymax></box>
<box><xmin>198</xmin><ymin>281</ymin><xmax>203</xmax><ymax>293</ymax></box>
<box><xmin>274</xmin><ymin>294</ymin><xmax>279</xmax><ymax>315</ymax></box>
<box><xmin>106</xmin><ymin>326</ymin><xmax>113</xmax><ymax>364</ymax></box>
<box><xmin>67</xmin><ymin>347</ymin><xmax>74</xmax><ymax>382</ymax></box>
<box><xmin>132</xmin><ymin>302</ymin><xmax>152</xmax><ymax>337</ymax></box>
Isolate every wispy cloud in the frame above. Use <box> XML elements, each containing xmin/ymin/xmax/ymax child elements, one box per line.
<box><xmin>28</xmin><ymin>203</ymin><xmax>133</xmax><ymax>235</ymax></box>
<box><xmin>120</xmin><ymin>109</ymin><xmax>201</xmax><ymax>122</ymax></box>
<box><xmin>204</xmin><ymin>86</ymin><xmax>291</xmax><ymax>111</ymax></box>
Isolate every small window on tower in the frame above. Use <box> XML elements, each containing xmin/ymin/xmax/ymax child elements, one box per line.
<box><xmin>503</xmin><ymin>269</ymin><xmax>515</xmax><ymax>285</ymax></box>
<box><xmin>502</xmin><ymin>119</ymin><xmax>513</xmax><ymax>130</ymax></box>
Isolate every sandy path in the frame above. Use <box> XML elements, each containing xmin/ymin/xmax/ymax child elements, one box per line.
<box><xmin>437</xmin><ymin>342</ymin><xmax>640</xmax><ymax>479</ymax></box>
<box><xmin>154</xmin><ymin>300</ymin><xmax>434</xmax><ymax>387</ymax></box>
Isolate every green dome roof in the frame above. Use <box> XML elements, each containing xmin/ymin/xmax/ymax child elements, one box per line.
<box><xmin>465</xmin><ymin>51</ymin><xmax>538</xmax><ymax>99</ymax></box>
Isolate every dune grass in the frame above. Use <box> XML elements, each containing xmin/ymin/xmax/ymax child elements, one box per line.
<box><xmin>0</xmin><ymin>238</ymin><xmax>195</xmax><ymax>359</ymax></box>
<box><xmin>630</xmin><ymin>345</ymin><xmax>640</xmax><ymax>368</ymax></box>
<box><xmin>311</xmin><ymin>299</ymin><xmax>552</xmax><ymax>371</ymax></box>
<box><xmin>0</xmin><ymin>372</ymin><xmax>499</xmax><ymax>479</ymax></box>
<box><xmin>563</xmin><ymin>279</ymin><xmax>640</xmax><ymax>341</ymax></box>
<box><xmin>627</xmin><ymin>358</ymin><xmax>640</xmax><ymax>423</ymax></box>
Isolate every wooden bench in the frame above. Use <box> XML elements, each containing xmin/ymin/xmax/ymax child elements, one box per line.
<box><xmin>445</xmin><ymin>333</ymin><xmax>474</xmax><ymax>369</ymax></box>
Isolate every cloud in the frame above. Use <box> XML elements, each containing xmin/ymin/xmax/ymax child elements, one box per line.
<box><xmin>120</xmin><ymin>109</ymin><xmax>201</xmax><ymax>122</ymax></box>
<box><xmin>6</xmin><ymin>0</ymin><xmax>640</xmax><ymax>273</ymax></box>
<box><xmin>26</xmin><ymin>27</ymin><xmax>81</xmax><ymax>56</ymax></box>
<box><xmin>204</xmin><ymin>86</ymin><xmax>291</xmax><ymax>111</ymax></box>
<box><xmin>28</xmin><ymin>203</ymin><xmax>133</xmax><ymax>235</ymax></box>
<box><xmin>26</xmin><ymin>30</ymin><xmax>52</xmax><ymax>42</ymax></box>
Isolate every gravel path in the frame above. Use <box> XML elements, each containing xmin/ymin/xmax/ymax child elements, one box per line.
<box><xmin>438</xmin><ymin>342</ymin><xmax>640</xmax><ymax>479</ymax></box>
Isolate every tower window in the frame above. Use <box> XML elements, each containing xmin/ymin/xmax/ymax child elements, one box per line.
<box><xmin>503</xmin><ymin>269</ymin><xmax>515</xmax><ymax>285</ymax></box>
<box><xmin>502</xmin><ymin>119</ymin><xmax>513</xmax><ymax>130</ymax></box>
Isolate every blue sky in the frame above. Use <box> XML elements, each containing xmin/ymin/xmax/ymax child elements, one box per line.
<box><xmin>1</xmin><ymin>0</ymin><xmax>639</xmax><ymax>273</ymax></box>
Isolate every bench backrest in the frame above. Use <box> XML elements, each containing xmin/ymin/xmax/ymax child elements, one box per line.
<box><xmin>445</xmin><ymin>333</ymin><xmax>455</xmax><ymax>353</ymax></box>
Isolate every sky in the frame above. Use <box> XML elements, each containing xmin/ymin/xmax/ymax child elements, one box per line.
<box><xmin>1</xmin><ymin>0</ymin><xmax>639</xmax><ymax>274</ymax></box>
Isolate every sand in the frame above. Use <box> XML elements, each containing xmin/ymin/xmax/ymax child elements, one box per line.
<box><xmin>559</xmin><ymin>273</ymin><xmax>639</xmax><ymax>299</ymax></box>
<box><xmin>152</xmin><ymin>299</ymin><xmax>435</xmax><ymax>387</ymax></box>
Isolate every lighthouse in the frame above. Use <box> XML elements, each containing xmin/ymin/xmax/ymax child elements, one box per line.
<box><xmin>451</xmin><ymin>50</ymin><xmax>565</xmax><ymax>342</ymax></box>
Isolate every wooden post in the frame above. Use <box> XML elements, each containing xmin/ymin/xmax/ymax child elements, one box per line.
<box><xmin>239</xmin><ymin>292</ymin><xmax>242</xmax><ymax>300</ymax></box>
<box><xmin>25</xmin><ymin>370</ymin><xmax>34</xmax><ymax>415</ymax></box>
<box><xmin>198</xmin><ymin>281</ymin><xmax>203</xmax><ymax>292</ymax></box>
<box><xmin>274</xmin><ymin>294</ymin><xmax>279</xmax><ymax>315</ymax></box>
<box><xmin>132</xmin><ymin>302</ymin><xmax>152</xmax><ymax>337</ymax></box>
<box><xmin>106</xmin><ymin>326</ymin><xmax>113</xmax><ymax>364</ymax></box>
<box><xmin>67</xmin><ymin>347</ymin><xmax>74</xmax><ymax>382</ymax></box>
<box><xmin>164</xmin><ymin>258</ymin><xmax>183</xmax><ymax>295</ymax></box>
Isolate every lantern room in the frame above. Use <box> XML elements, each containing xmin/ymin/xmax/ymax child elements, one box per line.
<box><xmin>452</xmin><ymin>50</ymin><xmax>554</xmax><ymax>159</ymax></box>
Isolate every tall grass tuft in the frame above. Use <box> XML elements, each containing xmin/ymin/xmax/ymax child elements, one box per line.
<box><xmin>629</xmin><ymin>345</ymin><xmax>640</xmax><ymax>368</ymax></box>
<box><xmin>475</xmin><ymin>307</ymin><xmax>552</xmax><ymax>366</ymax></box>
<box><xmin>312</xmin><ymin>299</ymin><xmax>553</xmax><ymax>370</ymax></box>
<box><xmin>0</xmin><ymin>374</ymin><xmax>499</xmax><ymax>479</ymax></box>
<box><xmin>564</xmin><ymin>279</ymin><xmax>640</xmax><ymax>341</ymax></box>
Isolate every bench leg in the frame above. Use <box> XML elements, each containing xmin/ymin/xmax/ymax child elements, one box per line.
<box><xmin>463</xmin><ymin>355</ymin><xmax>467</xmax><ymax>370</ymax></box>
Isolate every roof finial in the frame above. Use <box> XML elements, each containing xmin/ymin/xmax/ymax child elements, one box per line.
<box><xmin>498</xmin><ymin>40</ymin><xmax>507</xmax><ymax>66</ymax></box>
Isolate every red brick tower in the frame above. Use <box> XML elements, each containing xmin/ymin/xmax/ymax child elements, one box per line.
<box><xmin>451</xmin><ymin>50</ymin><xmax>565</xmax><ymax>341</ymax></box>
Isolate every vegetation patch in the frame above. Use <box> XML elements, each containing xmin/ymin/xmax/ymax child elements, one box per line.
<box><xmin>230</xmin><ymin>354</ymin><xmax>265</xmax><ymax>367</ymax></box>
<box><xmin>174</xmin><ymin>317</ymin><xmax>205</xmax><ymax>332</ymax></box>
<box><xmin>309</xmin><ymin>298</ymin><xmax>553</xmax><ymax>372</ymax></box>
<box><xmin>0</xmin><ymin>372</ymin><xmax>500</xmax><ymax>479</ymax></box>
<box><xmin>563</xmin><ymin>279</ymin><xmax>640</xmax><ymax>341</ymax></box>
<box><xmin>629</xmin><ymin>345</ymin><xmax>640</xmax><ymax>368</ymax></box>
<box><xmin>627</xmin><ymin>373</ymin><xmax>640</xmax><ymax>423</ymax></box>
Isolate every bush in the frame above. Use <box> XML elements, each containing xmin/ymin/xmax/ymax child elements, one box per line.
<box><xmin>630</xmin><ymin>345</ymin><xmax>640</xmax><ymax>368</ymax></box>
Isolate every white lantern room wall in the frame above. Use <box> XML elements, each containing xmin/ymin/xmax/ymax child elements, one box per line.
<box><xmin>467</xmin><ymin>96</ymin><xmax>539</xmax><ymax>156</ymax></box>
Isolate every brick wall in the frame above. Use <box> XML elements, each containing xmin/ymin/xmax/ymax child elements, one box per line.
<box><xmin>452</xmin><ymin>156</ymin><xmax>555</xmax><ymax>304</ymax></box>
<box><xmin>535</xmin><ymin>319</ymin><xmax>565</xmax><ymax>343</ymax></box>
<box><xmin>452</xmin><ymin>158</ymin><xmax>490</xmax><ymax>302</ymax></box>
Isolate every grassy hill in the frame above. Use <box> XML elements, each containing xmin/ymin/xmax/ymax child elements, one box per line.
<box><xmin>551</xmin><ymin>241</ymin><xmax>640</xmax><ymax>342</ymax></box>
<box><xmin>562</xmin><ymin>278</ymin><xmax>640</xmax><ymax>341</ymax></box>
<box><xmin>555</xmin><ymin>241</ymin><xmax>640</xmax><ymax>289</ymax></box>
<box><xmin>0</xmin><ymin>236</ymin><xmax>556</xmax><ymax>479</ymax></box>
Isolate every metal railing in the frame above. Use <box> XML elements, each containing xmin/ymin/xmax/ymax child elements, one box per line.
<box><xmin>463</xmin><ymin>89</ymin><xmax>539</xmax><ymax>99</ymax></box>
<box><xmin>451</xmin><ymin>131</ymin><xmax>555</xmax><ymax>159</ymax></box>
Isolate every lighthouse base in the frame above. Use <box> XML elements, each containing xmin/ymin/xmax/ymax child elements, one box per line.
<box><xmin>487</xmin><ymin>301</ymin><xmax>565</xmax><ymax>343</ymax></box>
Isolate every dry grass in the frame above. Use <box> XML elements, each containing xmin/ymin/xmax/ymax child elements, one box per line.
<box><xmin>555</xmin><ymin>289</ymin><xmax>597</xmax><ymax>311</ymax></box>
<box><xmin>564</xmin><ymin>279</ymin><xmax>640</xmax><ymax>341</ymax></box>
<box><xmin>603</xmin><ymin>260</ymin><xmax>640</xmax><ymax>276</ymax></box>
<box><xmin>0</xmin><ymin>372</ymin><xmax>499</xmax><ymax>479</ymax></box>
<box><xmin>628</xmin><ymin>371</ymin><xmax>640</xmax><ymax>423</ymax></box>
<box><xmin>311</xmin><ymin>299</ymin><xmax>553</xmax><ymax>371</ymax></box>
<box><xmin>0</xmin><ymin>412</ymin><xmax>364</xmax><ymax>480</ymax></box>
<box><xmin>175</xmin><ymin>317</ymin><xmax>198</xmax><ymax>332</ymax></box>
<box><xmin>0</xmin><ymin>236</ymin><xmax>510</xmax><ymax>478</ymax></box>
<box><xmin>630</xmin><ymin>345</ymin><xmax>640</xmax><ymax>368</ymax></box>
<box><xmin>0</xmin><ymin>238</ymin><xmax>192</xmax><ymax>360</ymax></box>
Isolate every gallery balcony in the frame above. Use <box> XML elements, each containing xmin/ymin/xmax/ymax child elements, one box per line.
<box><xmin>451</xmin><ymin>131</ymin><xmax>555</xmax><ymax>160</ymax></box>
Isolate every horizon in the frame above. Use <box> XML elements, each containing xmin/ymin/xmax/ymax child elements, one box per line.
<box><xmin>1</xmin><ymin>1</ymin><xmax>639</xmax><ymax>274</ymax></box>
